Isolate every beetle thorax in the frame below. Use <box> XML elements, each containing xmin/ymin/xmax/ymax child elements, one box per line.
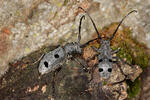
<box><xmin>64</xmin><ymin>42</ymin><xmax>82</xmax><ymax>55</ymax></box>
<box><xmin>97</xmin><ymin>40</ymin><xmax>113</xmax><ymax>79</ymax></box>
<box><xmin>100</xmin><ymin>40</ymin><xmax>112</xmax><ymax>59</ymax></box>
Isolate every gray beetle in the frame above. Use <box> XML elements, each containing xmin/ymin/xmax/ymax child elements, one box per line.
<box><xmin>79</xmin><ymin>7</ymin><xmax>137</xmax><ymax>79</ymax></box>
<box><xmin>38</xmin><ymin>15</ymin><xmax>97</xmax><ymax>75</ymax></box>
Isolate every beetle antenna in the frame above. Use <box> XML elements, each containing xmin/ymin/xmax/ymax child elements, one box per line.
<box><xmin>109</xmin><ymin>10</ymin><xmax>137</xmax><ymax>40</ymax></box>
<box><xmin>80</xmin><ymin>38</ymin><xmax>98</xmax><ymax>48</ymax></box>
<box><xmin>78</xmin><ymin>15</ymin><xmax>99</xmax><ymax>48</ymax></box>
<box><xmin>79</xmin><ymin>7</ymin><xmax>102</xmax><ymax>40</ymax></box>
<box><xmin>78</xmin><ymin>15</ymin><xmax>85</xmax><ymax>45</ymax></box>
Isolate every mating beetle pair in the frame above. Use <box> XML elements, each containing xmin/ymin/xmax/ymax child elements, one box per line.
<box><xmin>38</xmin><ymin>7</ymin><xmax>137</xmax><ymax>79</ymax></box>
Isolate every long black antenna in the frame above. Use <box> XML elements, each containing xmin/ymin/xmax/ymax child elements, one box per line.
<box><xmin>109</xmin><ymin>10</ymin><xmax>137</xmax><ymax>40</ymax></box>
<box><xmin>80</xmin><ymin>38</ymin><xmax>98</xmax><ymax>48</ymax></box>
<box><xmin>78</xmin><ymin>15</ymin><xmax>99</xmax><ymax>48</ymax></box>
<box><xmin>79</xmin><ymin>7</ymin><xmax>102</xmax><ymax>40</ymax></box>
<box><xmin>78</xmin><ymin>15</ymin><xmax>85</xmax><ymax>44</ymax></box>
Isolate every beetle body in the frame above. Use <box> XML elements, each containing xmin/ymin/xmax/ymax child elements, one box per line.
<box><xmin>64</xmin><ymin>42</ymin><xmax>82</xmax><ymax>55</ymax></box>
<box><xmin>38</xmin><ymin>42</ymin><xmax>82</xmax><ymax>75</ymax></box>
<box><xmin>97</xmin><ymin>40</ymin><xmax>113</xmax><ymax>79</ymax></box>
<box><xmin>38</xmin><ymin>7</ymin><xmax>137</xmax><ymax>78</ymax></box>
<box><xmin>79</xmin><ymin>7</ymin><xmax>137</xmax><ymax>79</ymax></box>
<box><xmin>38</xmin><ymin>15</ymin><xmax>87</xmax><ymax>75</ymax></box>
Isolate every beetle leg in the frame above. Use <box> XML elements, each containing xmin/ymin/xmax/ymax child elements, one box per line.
<box><xmin>111</xmin><ymin>48</ymin><xmax>120</xmax><ymax>54</ymax></box>
<box><xmin>87</xmin><ymin>54</ymin><xmax>99</xmax><ymax>62</ymax></box>
<box><xmin>108</xmin><ymin>62</ymin><xmax>127</xmax><ymax>85</ymax></box>
<box><xmin>108</xmin><ymin>57</ymin><xmax>128</xmax><ymax>85</ymax></box>
<box><xmin>91</xmin><ymin>46</ymin><xmax>99</xmax><ymax>53</ymax></box>
<box><xmin>51</xmin><ymin>66</ymin><xmax>62</xmax><ymax>99</ymax></box>
<box><xmin>89</xmin><ymin>65</ymin><xmax>97</xmax><ymax>82</ymax></box>
<box><xmin>72</xmin><ymin>56</ymin><xmax>89</xmax><ymax>72</ymax></box>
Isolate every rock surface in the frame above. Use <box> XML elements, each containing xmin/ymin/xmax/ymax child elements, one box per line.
<box><xmin>0</xmin><ymin>0</ymin><xmax>150</xmax><ymax>78</ymax></box>
<box><xmin>0</xmin><ymin>45</ymin><xmax>142</xmax><ymax>100</ymax></box>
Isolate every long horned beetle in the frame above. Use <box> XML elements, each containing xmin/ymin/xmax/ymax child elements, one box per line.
<box><xmin>79</xmin><ymin>7</ymin><xmax>137</xmax><ymax>79</ymax></box>
<box><xmin>38</xmin><ymin>7</ymin><xmax>137</xmax><ymax>98</ymax></box>
<box><xmin>38</xmin><ymin>15</ymin><xmax>98</xmax><ymax>75</ymax></box>
<box><xmin>39</xmin><ymin>7</ymin><xmax>137</xmax><ymax>79</ymax></box>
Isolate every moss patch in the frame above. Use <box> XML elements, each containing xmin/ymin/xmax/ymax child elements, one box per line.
<box><xmin>127</xmin><ymin>78</ymin><xmax>141</xmax><ymax>99</ymax></box>
<box><xmin>102</xmin><ymin>80</ymin><xmax>107</xmax><ymax>85</ymax></box>
<box><xmin>92</xmin><ymin>23</ymin><xmax>149</xmax><ymax>69</ymax></box>
<box><xmin>63</xmin><ymin>0</ymin><xmax>69</xmax><ymax>6</ymax></box>
<box><xmin>91</xmin><ymin>22</ymin><xmax>149</xmax><ymax>99</ymax></box>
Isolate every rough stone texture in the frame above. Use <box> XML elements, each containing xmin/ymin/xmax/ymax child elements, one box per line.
<box><xmin>0</xmin><ymin>45</ymin><xmax>142</xmax><ymax>100</ymax></box>
<box><xmin>103</xmin><ymin>83</ymin><xmax>127</xmax><ymax>100</ymax></box>
<box><xmin>139</xmin><ymin>61</ymin><xmax>150</xmax><ymax>100</ymax></box>
<box><xmin>121</xmin><ymin>64</ymin><xmax>142</xmax><ymax>82</ymax></box>
<box><xmin>88</xmin><ymin>59</ymin><xmax>142</xmax><ymax>100</ymax></box>
<box><xmin>0</xmin><ymin>0</ymin><xmax>150</xmax><ymax>77</ymax></box>
<box><xmin>0</xmin><ymin>0</ymin><xmax>85</xmax><ymax>76</ymax></box>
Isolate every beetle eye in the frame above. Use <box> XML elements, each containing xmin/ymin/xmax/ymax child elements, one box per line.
<box><xmin>99</xmin><ymin>59</ymin><xmax>103</xmax><ymax>62</ymax></box>
<box><xmin>108</xmin><ymin>68</ymin><xmax>112</xmax><ymax>72</ymax></box>
<box><xmin>109</xmin><ymin>59</ymin><xmax>112</xmax><ymax>62</ymax></box>
<box><xmin>54</xmin><ymin>54</ymin><xmax>59</xmax><ymax>58</ymax></box>
<box><xmin>44</xmin><ymin>61</ymin><xmax>48</xmax><ymax>68</ymax></box>
<box><xmin>98</xmin><ymin>68</ymin><xmax>103</xmax><ymax>72</ymax></box>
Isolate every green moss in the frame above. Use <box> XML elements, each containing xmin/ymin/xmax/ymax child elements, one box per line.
<box><xmin>102</xmin><ymin>22</ymin><xmax>118</xmax><ymax>30</ymax></box>
<box><xmin>102</xmin><ymin>81</ymin><xmax>107</xmax><ymax>85</ymax></box>
<box><xmin>118</xmin><ymin>39</ymin><xmax>148</xmax><ymax>69</ymax></box>
<box><xmin>111</xmin><ymin>46</ymin><xmax>132</xmax><ymax>64</ymax></box>
<box><xmin>87</xmin><ymin>41</ymin><xmax>100</xmax><ymax>49</ymax></box>
<box><xmin>127</xmin><ymin>78</ymin><xmax>141</xmax><ymax>99</ymax></box>
<box><xmin>40</xmin><ymin>46</ymin><xmax>55</xmax><ymax>53</ymax></box>
<box><xmin>131</xmin><ymin>49</ymin><xmax>149</xmax><ymax>69</ymax></box>
<box><xmin>108</xmin><ymin>23</ymin><xmax>149</xmax><ymax>99</ymax></box>
<box><xmin>52</xmin><ymin>11</ymin><xmax>58</xmax><ymax>19</ymax></box>
<box><xmin>117</xmin><ymin>47</ymin><xmax>132</xmax><ymax>64</ymax></box>
<box><xmin>123</xmin><ymin>27</ymin><xmax>132</xmax><ymax>37</ymax></box>
<box><xmin>58</xmin><ymin>37</ymin><xmax>67</xmax><ymax>45</ymax></box>
<box><xmin>63</xmin><ymin>0</ymin><xmax>69</xmax><ymax>6</ymax></box>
